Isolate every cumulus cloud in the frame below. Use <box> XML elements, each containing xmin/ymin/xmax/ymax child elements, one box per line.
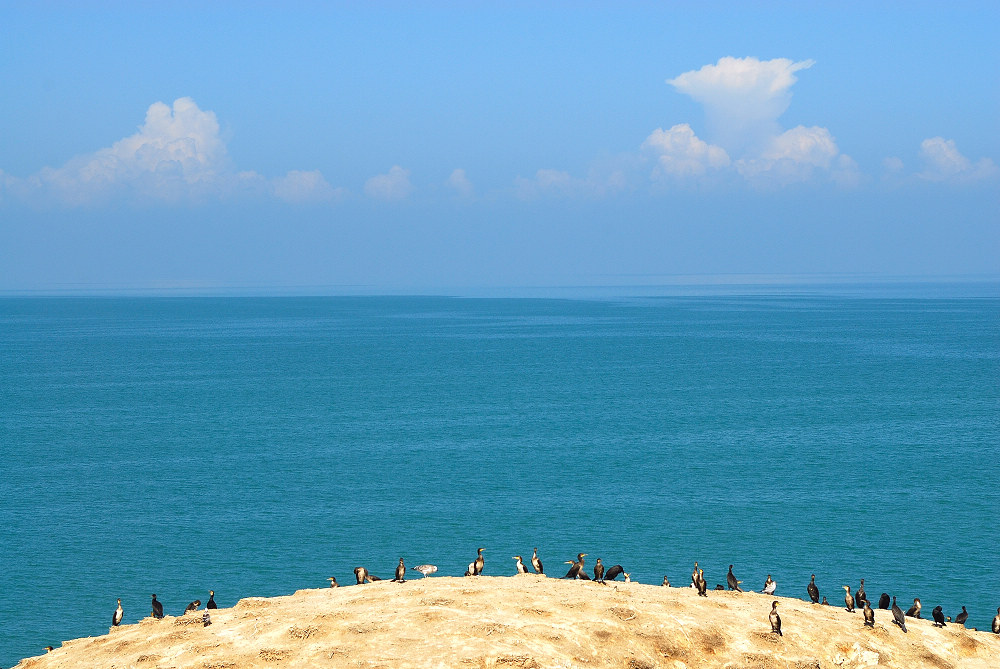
<box><xmin>446</xmin><ymin>168</ymin><xmax>474</xmax><ymax>197</ymax></box>
<box><xmin>642</xmin><ymin>123</ymin><xmax>730</xmax><ymax>179</ymax></box>
<box><xmin>918</xmin><ymin>137</ymin><xmax>998</xmax><ymax>183</ymax></box>
<box><xmin>669</xmin><ymin>56</ymin><xmax>814</xmax><ymax>156</ymax></box>
<box><xmin>1</xmin><ymin>97</ymin><xmax>343</xmax><ymax>206</ymax></box>
<box><xmin>514</xmin><ymin>165</ymin><xmax>628</xmax><ymax>200</ymax></box>
<box><xmin>272</xmin><ymin>170</ymin><xmax>344</xmax><ymax>203</ymax></box>
<box><xmin>364</xmin><ymin>165</ymin><xmax>414</xmax><ymax>200</ymax></box>
<box><xmin>736</xmin><ymin>125</ymin><xmax>853</xmax><ymax>185</ymax></box>
<box><xmin>645</xmin><ymin>56</ymin><xmax>857</xmax><ymax>188</ymax></box>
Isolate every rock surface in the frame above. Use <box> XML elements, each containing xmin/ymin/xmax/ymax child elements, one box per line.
<box><xmin>15</xmin><ymin>575</ymin><xmax>1000</xmax><ymax>668</ymax></box>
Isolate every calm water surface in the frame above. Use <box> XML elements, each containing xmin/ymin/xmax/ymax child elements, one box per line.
<box><xmin>1</xmin><ymin>293</ymin><xmax>998</xmax><ymax>665</ymax></box>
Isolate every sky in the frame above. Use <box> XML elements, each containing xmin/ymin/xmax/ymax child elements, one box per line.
<box><xmin>1</xmin><ymin>1</ymin><xmax>998</xmax><ymax>293</ymax></box>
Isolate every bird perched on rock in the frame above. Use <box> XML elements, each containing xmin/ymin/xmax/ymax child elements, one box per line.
<box><xmin>473</xmin><ymin>548</ymin><xmax>485</xmax><ymax>576</ymax></box>
<box><xmin>992</xmin><ymin>607</ymin><xmax>999</xmax><ymax>634</ymax></box>
<box><xmin>513</xmin><ymin>556</ymin><xmax>529</xmax><ymax>574</ymax></box>
<box><xmin>354</xmin><ymin>567</ymin><xmax>370</xmax><ymax>584</ymax></box>
<box><xmin>905</xmin><ymin>598</ymin><xmax>921</xmax><ymax>618</ymax></box>
<box><xmin>531</xmin><ymin>548</ymin><xmax>543</xmax><ymax>575</ymax></box>
<box><xmin>691</xmin><ymin>561</ymin><xmax>699</xmax><ymax>588</ymax></box>
<box><xmin>411</xmin><ymin>564</ymin><xmax>437</xmax><ymax>578</ymax></box>
<box><xmin>563</xmin><ymin>553</ymin><xmax>588</xmax><ymax>579</ymax></box>
<box><xmin>955</xmin><ymin>606</ymin><xmax>969</xmax><ymax>626</ymax></box>
<box><xmin>202</xmin><ymin>612</ymin><xmax>212</xmax><ymax>627</ymax></box>
<box><xmin>327</xmin><ymin>577</ymin><xmax>339</xmax><ymax>588</ymax></box>
<box><xmin>662</xmin><ymin>575</ymin><xmax>670</xmax><ymax>587</ymax></box>
<box><xmin>112</xmin><ymin>599</ymin><xmax>124</xmax><ymax>627</ymax></box>
<box><xmin>878</xmin><ymin>592</ymin><xmax>890</xmax><ymax>609</ymax></box>
<box><xmin>604</xmin><ymin>564</ymin><xmax>624</xmax><ymax>582</ymax></box>
<box><xmin>769</xmin><ymin>601</ymin><xmax>782</xmax><ymax>636</ymax></box>
<box><xmin>727</xmin><ymin>565</ymin><xmax>743</xmax><ymax>592</ymax></box>
<box><xmin>393</xmin><ymin>558</ymin><xmax>406</xmax><ymax>582</ymax></box>
<box><xmin>697</xmin><ymin>569</ymin><xmax>708</xmax><ymax>597</ymax></box>
<box><xmin>151</xmin><ymin>594</ymin><xmax>164</xmax><ymax>619</ymax></box>
<box><xmin>843</xmin><ymin>585</ymin><xmax>855</xmax><ymax>612</ymax></box>
<box><xmin>863</xmin><ymin>600</ymin><xmax>875</xmax><ymax>627</ymax></box>
<box><xmin>807</xmin><ymin>574</ymin><xmax>819</xmax><ymax>603</ymax></box>
<box><xmin>593</xmin><ymin>558</ymin><xmax>605</xmax><ymax>583</ymax></box>
<box><xmin>623</xmin><ymin>572</ymin><xmax>631</xmax><ymax>583</ymax></box>
<box><xmin>932</xmin><ymin>606</ymin><xmax>946</xmax><ymax>627</ymax></box>
<box><xmin>184</xmin><ymin>600</ymin><xmax>201</xmax><ymax>614</ymax></box>
<box><xmin>855</xmin><ymin>579</ymin><xmax>868</xmax><ymax>609</ymax></box>
<box><xmin>761</xmin><ymin>575</ymin><xmax>776</xmax><ymax>595</ymax></box>
<box><xmin>207</xmin><ymin>590</ymin><xmax>218</xmax><ymax>608</ymax></box>
<box><xmin>891</xmin><ymin>596</ymin><xmax>908</xmax><ymax>633</ymax></box>
<box><xmin>821</xmin><ymin>596</ymin><xmax>830</xmax><ymax>606</ymax></box>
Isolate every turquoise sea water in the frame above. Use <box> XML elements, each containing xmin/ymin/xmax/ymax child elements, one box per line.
<box><xmin>1</xmin><ymin>290</ymin><xmax>998</xmax><ymax>666</ymax></box>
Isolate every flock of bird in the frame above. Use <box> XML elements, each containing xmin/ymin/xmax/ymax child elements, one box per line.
<box><xmin>82</xmin><ymin>548</ymin><xmax>1000</xmax><ymax>655</ymax></box>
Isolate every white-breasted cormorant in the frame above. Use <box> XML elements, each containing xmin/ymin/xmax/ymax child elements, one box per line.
<box><xmin>473</xmin><ymin>548</ymin><xmax>485</xmax><ymax>576</ymax></box>
<box><xmin>991</xmin><ymin>607</ymin><xmax>999</xmax><ymax>634</ymax></box>
<box><xmin>761</xmin><ymin>575</ymin><xmax>776</xmax><ymax>595</ymax></box>
<box><xmin>562</xmin><ymin>553</ymin><xmax>587</xmax><ymax>579</ymax></box>
<box><xmin>354</xmin><ymin>566</ymin><xmax>369</xmax><ymax>584</ymax></box>
<box><xmin>513</xmin><ymin>556</ymin><xmax>528</xmax><ymax>574</ymax></box>
<box><xmin>863</xmin><ymin>600</ymin><xmax>875</xmax><ymax>627</ymax></box>
<box><xmin>843</xmin><ymin>585</ymin><xmax>855</xmax><ymax>612</ymax></box>
<box><xmin>769</xmin><ymin>601</ymin><xmax>782</xmax><ymax>636</ymax></box>
<box><xmin>531</xmin><ymin>548</ymin><xmax>543</xmax><ymax>575</ymax></box>
<box><xmin>905</xmin><ymin>598</ymin><xmax>921</xmax><ymax>618</ymax></box>
<box><xmin>207</xmin><ymin>590</ymin><xmax>218</xmax><ymax>608</ymax></box>
<box><xmin>327</xmin><ymin>577</ymin><xmax>339</xmax><ymax>587</ymax></box>
<box><xmin>112</xmin><ymin>599</ymin><xmax>123</xmax><ymax>626</ymax></box>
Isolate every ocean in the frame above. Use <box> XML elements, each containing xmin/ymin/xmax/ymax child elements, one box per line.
<box><xmin>1</xmin><ymin>287</ymin><xmax>998</xmax><ymax>666</ymax></box>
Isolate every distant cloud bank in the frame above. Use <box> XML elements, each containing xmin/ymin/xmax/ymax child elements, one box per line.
<box><xmin>1</xmin><ymin>78</ymin><xmax>996</xmax><ymax>209</ymax></box>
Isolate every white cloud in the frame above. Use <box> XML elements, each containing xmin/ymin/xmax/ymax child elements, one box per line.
<box><xmin>642</xmin><ymin>123</ymin><xmax>730</xmax><ymax>179</ymax></box>
<box><xmin>446</xmin><ymin>168</ymin><xmax>474</xmax><ymax>197</ymax></box>
<box><xmin>918</xmin><ymin>137</ymin><xmax>998</xmax><ymax>183</ymax></box>
<box><xmin>514</xmin><ymin>165</ymin><xmax>628</xmax><ymax>200</ymax></box>
<box><xmin>272</xmin><ymin>170</ymin><xmax>344</xmax><ymax>203</ymax></box>
<box><xmin>645</xmin><ymin>57</ymin><xmax>859</xmax><ymax>188</ymax></box>
<box><xmin>736</xmin><ymin>125</ymin><xmax>853</xmax><ymax>185</ymax></box>
<box><xmin>668</xmin><ymin>56</ymin><xmax>814</xmax><ymax>156</ymax></box>
<box><xmin>882</xmin><ymin>156</ymin><xmax>905</xmax><ymax>173</ymax></box>
<box><xmin>364</xmin><ymin>165</ymin><xmax>414</xmax><ymax>201</ymax></box>
<box><xmin>1</xmin><ymin>97</ymin><xmax>343</xmax><ymax>206</ymax></box>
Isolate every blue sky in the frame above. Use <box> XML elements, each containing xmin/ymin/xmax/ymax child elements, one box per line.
<box><xmin>1</xmin><ymin>2</ymin><xmax>997</xmax><ymax>292</ymax></box>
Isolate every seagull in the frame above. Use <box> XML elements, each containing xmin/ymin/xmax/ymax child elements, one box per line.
<box><xmin>411</xmin><ymin>564</ymin><xmax>437</xmax><ymax>578</ymax></box>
